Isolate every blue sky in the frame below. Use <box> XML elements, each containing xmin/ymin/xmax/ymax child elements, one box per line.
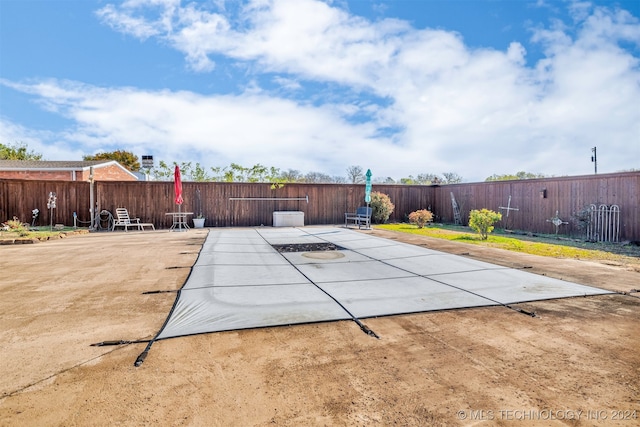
<box><xmin>1</xmin><ymin>0</ymin><xmax>639</xmax><ymax>182</ymax></box>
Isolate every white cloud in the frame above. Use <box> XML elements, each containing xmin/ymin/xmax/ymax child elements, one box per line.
<box><xmin>272</xmin><ymin>76</ymin><xmax>302</xmax><ymax>91</ymax></box>
<box><xmin>2</xmin><ymin>79</ymin><xmax>402</xmax><ymax>174</ymax></box>
<box><xmin>0</xmin><ymin>117</ymin><xmax>85</xmax><ymax>160</ymax></box>
<box><xmin>4</xmin><ymin>0</ymin><xmax>640</xmax><ymax>181</ymax></box>
<box><xmin>96</xmin><ymin>4</ymin><xmax>164</xmax><ymax>40</ymax></box>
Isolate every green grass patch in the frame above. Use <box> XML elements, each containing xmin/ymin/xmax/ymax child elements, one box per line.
<box><xmin>0</xmin><ymin>226</ymin><xmax>87</xmax><ymax>241</ymax></box>
<box><xmin>375</xmin><ymin>223</ymin><xmax>634</xmax><ymax>262</ymax></box>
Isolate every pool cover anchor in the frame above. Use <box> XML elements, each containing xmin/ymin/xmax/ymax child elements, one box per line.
<box><xmin>355</xmin><ymin>319</ymin><xmax>380</xmax><ymax>339</ymax></box>
<box><xmin>90</xmin><ymin>339</ymin><xmax>150</xmax><ymax>347</ymax></box>
<box><xmin>142</xmin><ymin>289</ymin><xmax>179</xmax><ymax>294</ymax></box>
<box><xmin>617</xmin><ymin>290</ymin><xmax>640</xmax><ymax>299</ymax></box>
<box><xmin>505</xmin><ymin>305</ymin><xmax>536</xmax><ymax>317</ymax></box>
<box><xmin>135</xmin><ymin>349</ymin><xmax>150</xmax><ymax>367</ymax></box>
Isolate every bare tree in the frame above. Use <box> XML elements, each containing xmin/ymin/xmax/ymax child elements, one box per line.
<box><xmin>346</xmin><ymin>165</ymin><xmax>365</xmax><ymax>183</ymax></box>
<box><xmin>442</xmin><ymin>172</ymin><xmax>463</xmax><ymax>184</ymax></box>
<box><xmin>279</xmin><ymin>169</ymin><xmax>303</xmax><ymax>182</ymax></box>
<box><xmin>374</xmin><ymin>176</ymin><xmax>396</xmax><ymax>184</ymax></box>
<box><xmin>304</xmin><ymin>171</ymin><xmax>334</xmax><ymax>183</ymax></box>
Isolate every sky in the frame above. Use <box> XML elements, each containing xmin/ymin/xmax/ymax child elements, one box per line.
<box><xmin>1</xmin><ymin>0</ymin><xmax>639</xmax><ymax>183</ymax></box>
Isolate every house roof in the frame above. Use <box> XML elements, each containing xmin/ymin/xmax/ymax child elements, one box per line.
<box><xmin>0</xmin><ymin>160</ymin><xmax>138</xmax><ymax>179</ymax></box>
<box><xmin>0</xmin><ymin>160</ymin><xmax>109</xmax><ymax>169</ymax></box>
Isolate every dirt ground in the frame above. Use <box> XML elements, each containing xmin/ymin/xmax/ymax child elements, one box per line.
<box><xmin>0</xmin><ymin>227</ymin><xmax>638</xmax><ymax>426</ymax></box>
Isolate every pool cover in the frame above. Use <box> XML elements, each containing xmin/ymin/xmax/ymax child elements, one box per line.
<box><xmin>154</xmin><ymin>227</ymin><xmax>611</xmax><ymax>340</ymax></box>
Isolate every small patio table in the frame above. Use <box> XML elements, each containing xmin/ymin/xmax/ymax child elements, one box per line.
<box><xmin>166</xmin><ymin>212</ymin><xmax>193</xmax><ymax>231</ymax></box>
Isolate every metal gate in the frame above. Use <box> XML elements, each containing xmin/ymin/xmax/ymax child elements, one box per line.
<box><xmin>586</xmin><ymin>204</ymin><xmax>620</xmax><ymax>243</ymax></box>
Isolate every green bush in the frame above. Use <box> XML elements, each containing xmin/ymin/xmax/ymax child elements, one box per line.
<box><xmin>408</xmin><ymin>209</ymin><xmax>433</xmax><ymax>228</ymax></box>
<box><xmin>370</xmin><ymin>192</ymin><xmax>395</xmax><ymax>223</ymax></box>
<box><xmin>468</xmin><ymin>209</ymin><xmax>502</xmax><ymax>240</ymax></box>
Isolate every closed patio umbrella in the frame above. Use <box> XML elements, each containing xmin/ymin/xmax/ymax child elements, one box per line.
<box><xmin>174</xmin><ymin>165</ymin><xmax>183</xmax><ymax>205</ymax></box>
<box><xmin>174</xmin><ymin>165</ymin><xmax>184</xmax><ymax>230</ymax></box>
<box><xmin>365</xmin><ymin>169</ymin><xmax>372</xmax><ymax>204</ymax></box>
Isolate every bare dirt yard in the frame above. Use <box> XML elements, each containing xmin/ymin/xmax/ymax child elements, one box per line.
<box><xmin>0</xmin><ymin>227</ymin><xmax>638</xmax><ymax>426</ymax></box>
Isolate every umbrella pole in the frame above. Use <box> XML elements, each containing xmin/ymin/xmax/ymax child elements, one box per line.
<box><xmin>178</xmin><ymin>204</ymin><xmax>182</xmax><ymax>231</ymax></box>
<box><xmin>366</xmin><ymin>202</ymin><xmax>370</xmax><ymax>229</ymax></box>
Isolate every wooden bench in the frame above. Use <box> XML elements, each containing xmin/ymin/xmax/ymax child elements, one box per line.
<box><xmin>345</xmin><ymin>206</ymin><xmax>372</xmax><ymax>229</ymax></box>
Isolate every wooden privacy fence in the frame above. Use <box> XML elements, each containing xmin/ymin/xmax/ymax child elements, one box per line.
<box><xmin>1</xmin><ymin>171</ymin><xmax>638</xmax><ymax>241</ymax></box>
<box><xmin>0</xmin><ymin>180</ymin><xmax>430</xmax><ymax>230</ymax></box>
<box><xmin>432</xmin><ymin>172</ymin><xmax>639</xmax><ymax>241</ymax></box>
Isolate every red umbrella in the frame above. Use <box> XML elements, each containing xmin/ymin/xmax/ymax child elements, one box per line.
<box><xmin>174</xmin><ymin>165</ymin><xmax>183</xmax><ymax>205</ymax></box>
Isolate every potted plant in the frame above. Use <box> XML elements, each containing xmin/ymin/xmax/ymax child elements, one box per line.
<box><xmin>193</xmin><ymin>189</ymin><xmax>205</xmax><ymax>228</ymax></box>
<box><xmin>193</xmin><ymin>214</ymin><xmax>205</xmax><ymax>228</ymax></box>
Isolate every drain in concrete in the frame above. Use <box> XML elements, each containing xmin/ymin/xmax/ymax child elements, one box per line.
<box><xmin>271</xmin><ymin>242</ymin><xmax>346</xmax><ymax>253</ymax></box>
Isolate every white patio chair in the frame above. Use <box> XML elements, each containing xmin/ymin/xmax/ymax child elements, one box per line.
<box><xmin>112</xmin><ymin>208</ymin><xmax>155</xmax><ymax>231</ymax></box>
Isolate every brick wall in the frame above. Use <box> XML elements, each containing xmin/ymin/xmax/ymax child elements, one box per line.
<box><xmin>81</xmin><ymin>165</ymin><xmax>137</xmax><ymax>181</ymax></box>
<box><xmin>0</xmin><ymin>170</ymin><xmax>76</xmax><ymax>180</ymax></box>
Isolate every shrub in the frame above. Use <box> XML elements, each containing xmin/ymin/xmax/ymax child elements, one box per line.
<box><xmin>408</xmin><ymin>209</ymin><xmax>433</xmax><ymax>228</ymax></box>
<box><xmin>1</xmin><ymin>216</ymin><xmax>30</xmax><ymax>236</ymax></box>
<box><xmin>468</xmin><ymin>209</ymin><xmax>502</xmax><ymax>240</ymax></box>
<box><xmin>370</xmin><ymin>192</ymin><xmax>395</xmax><ymax>223</ymax></box>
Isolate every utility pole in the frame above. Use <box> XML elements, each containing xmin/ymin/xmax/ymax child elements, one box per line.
<box><xmin>591</xmin><ymin>146</ymin><xmax>597</xmax><ymax>174</ymax></box>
